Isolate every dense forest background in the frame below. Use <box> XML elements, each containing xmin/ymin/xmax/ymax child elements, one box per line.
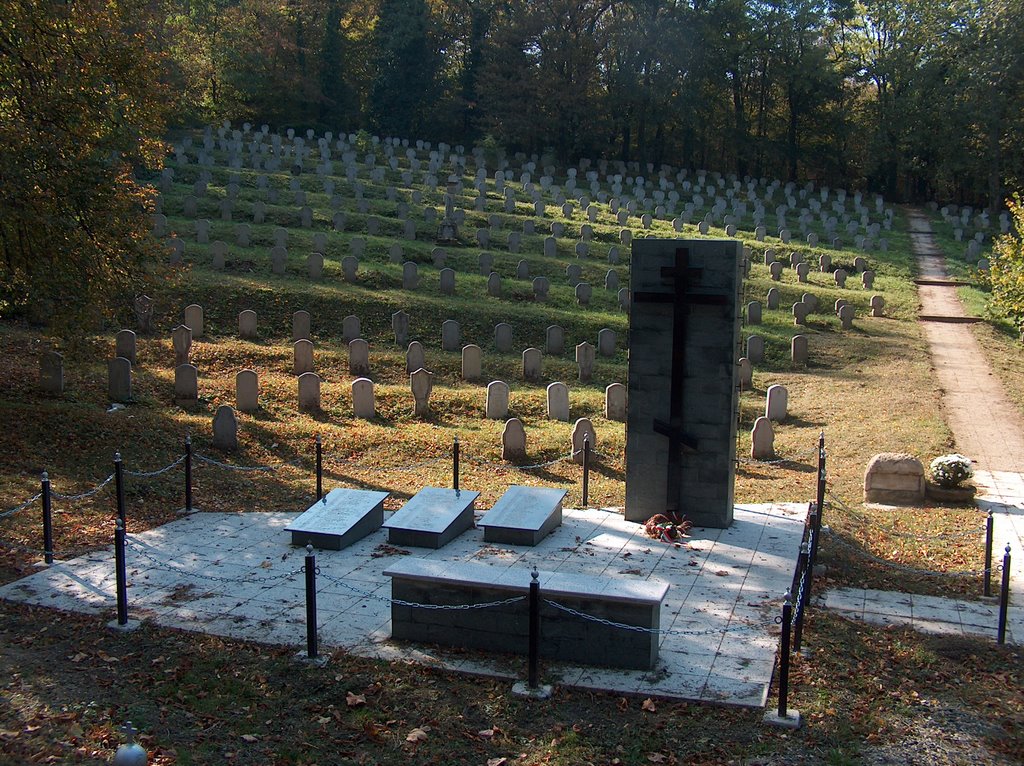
<box><xmin>156</xmin><ymin>0</ymin><xmax>1024</xmax><ymax>208</ymax></box>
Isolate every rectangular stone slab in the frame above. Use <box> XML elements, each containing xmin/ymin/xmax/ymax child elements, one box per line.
<box><xmin>382</xmin><ymin>487</ymin><xmax>480</xmax><ymax>548</ymax></box>
<box><xmin>383</xmin><ymin>558</ymin><xmax>669</xmax><ymax>669</ymax></box>
<box><xmin>285</xmin><ymin>488</ymin><xmax>389</xmax><ymax>550</ymax></box>
<box><xmin>477</xmin><ymin>485</ymin><xmax>566</xmax><ymax>546</ymax></box>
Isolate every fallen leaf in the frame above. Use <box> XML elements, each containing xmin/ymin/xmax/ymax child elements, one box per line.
<box><xmin>406</xmin><ymin>727</ymin><xmax>428</xmax><ymax>743</ymax></box>
<box><xmin>69</xmin><ymin>652</ymin><xmax>87</xmax><ymax>663</ymax></box>
<box><xmin>642</xmin><ymin>698</ymin><xmax>657</xmax><ymax>712</ymax></box>
<box><xmin>346</xmin><ymin>692</ymin><xmax>366</xmax><ymax>708</ymax></box>
<box><xmin>487</xmin><ymin>759</ymin><xmax>508</xmax><ymax>766</ymax></box>
<box><xmin>317</xmin><ymin>716</ymin><xmax>331</xmax><ymax>724</ymax></box>
<box><xmin>715</xmin><ymin>570</ymin><xmax>729</xmax><ymax>576</ymax></box>
<box><xmin>240</xmin><ymin>734</ymin><xmax>259</xmax><ymax>743</ymax></box>
<box><xmin>647</xmin><ymin>754</ymin><xmax>667</xmax><ymax>764</ymax></box>
<box><xmin>259</xmin><ymin>560</ymin><xmax>272</xmax><ymax>569</ymax></box>
<box><xmin>478</xmin><ymin>728</ymin><xmax>494</xmax><ymax>739</ymax></box>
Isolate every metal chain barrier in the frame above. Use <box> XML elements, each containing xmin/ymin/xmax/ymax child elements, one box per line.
<box><xmin>543</xmin><ymin>599</ymin><xmax>776</xmax><ymax>636</ymax></box>
<box><xmin>51</xmin><ymin>474</ymin><xmax>115</xmax><ymax>501</ymax></box>
<box><xmin>318</xmin><ymin>571</ymin><xmax>526</xmax><ymax>611</ymax></box>
<box><xmin>324</xmin><ymin>455</ymin><xmax>449</xmax><ymax>474</ymax></box>
<box><xmin>821</xmin><ymin>528</ymin><xmax>992</xmax><ymax>578</ymax></box>
<box><xmin>125</xmin><ymin>538</ymin><xmax>302</xmax><ymax>585</ymax></box>
<box><xmin>826</xmin><ymin>488</ymin><xmax>987</xmax><ymax>541</ymax></box>
<box><xmin>737</xmin><ymin>446</ymin><xmax>821</xmax><ymax>467</ymax></box>
<box><xmin>193</xmin><ymin>453</ymin><xmax>303</xmax><ymax>473</ymax></box>
<box><xmin>464</xmin><ymin>452</ymin><xmax>574</xmax><ymax>471</ymax></box>
<box><xmin>124</xmin><ymin>455</ymin><xmax>186</xmax><ymax>478</ymax></box>
<box><xmin>0</xmin><ymin>492</ymin><xmax>43</xmax><ymax>522</ymax></box>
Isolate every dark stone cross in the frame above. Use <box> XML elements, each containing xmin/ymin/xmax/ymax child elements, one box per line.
<box><xmin>632</xmin><ymin>247</ymin><xmax>729</xmax><ymax>513</ymax></box>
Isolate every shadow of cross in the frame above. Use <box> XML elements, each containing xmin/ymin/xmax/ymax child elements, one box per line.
<box><xmin>632</xmin><ymin>247</ymin><xmax>730</xmax><ymax>514</ymax></box>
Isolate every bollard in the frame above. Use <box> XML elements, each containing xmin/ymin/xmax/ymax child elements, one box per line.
<box><xmin>997</xmin><ymin>544</ymin><xmax>1011</xmax><ymax>645</ymax></box>
<box><xmin>453</xmin><ymin>436</ymin><xmax>460</xmax><ymax>491</ymax></box>
<box><xmin>581</xmin><ymin>436</ymin><xmax>590</xmax><ymax>508</ymax></box>
<box><xmin>114</xmin><ymin>518</ymin><xmax>128</xmax><ymax>626</ymax></box>
<box><xmin>528</xmin><ymin>568</ymin><xmax>540</xmax><ymax>689</ymax></box>
<box><xmin>114</xmin><ymin>451</ymin><xmax>126</xmax><ymax>524</ymax></box>
<box><xmin>814</xmin><ymin>431</ymin><xmax>826</xmax><ymax>538</ymax></box>
<box><xmin>791</xmin><ymin>541</ymin><xmax>808</xmax><ymax>612</ymax></box>
<box><xmin>304</xmin><ymin>544</ymin><xmax>318</xmax><ymax>659</ymax></box>
<box><xmin>778</xmin><ymin>591</ymin><xmax>793</xmax><ymax>719</ymax></box>
<box><xmin>41</xmin><ymin>471</ymin><xmax>54</xmax><ymax>565</ymax></box>
<box><xmin>984</xmin><ymin>511</ymin><xmax>994</xmax><ymax>598</ymax></box>
<box><xmin>184</xmin><ymin>434</ymin><xmax>193</xmax><ymax>513</ymax></box>
<box><xmin>315</xmin><ymin>434</ymin><xmax>323</xmax><ymax>501</ymax></box>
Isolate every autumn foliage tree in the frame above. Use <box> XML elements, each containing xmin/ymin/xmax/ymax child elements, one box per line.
<box><xmin>0</xmin><ymin>0</ymin><xmax>168</xmax><ymax>332</ymax></box>
<box><xmin>988</xmin><ymin>195</ymin><xmax>1024</xmax><ymax>328</ymax></box>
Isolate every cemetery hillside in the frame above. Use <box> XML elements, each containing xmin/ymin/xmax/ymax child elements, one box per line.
<box><xmin>1</xmin><ymin>1</ymin><xmax>1024</xmax><ymax>764</ymax></box>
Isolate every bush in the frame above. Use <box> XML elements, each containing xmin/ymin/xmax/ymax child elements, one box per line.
<box><xmin>989</xmin><ymin>194</ymin><xmax>1024</xmax><ymax>328</ymax></box>
<box><xmin>930</xmin><ymin>454</ymin><xmax>974</xmax><ymax>488</ymax></box>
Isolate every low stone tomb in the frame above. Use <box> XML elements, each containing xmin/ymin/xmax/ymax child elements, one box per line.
<box><xmin>384</xmin><ymin>558</ymin><xmax>668</xmax><ymax>669</ymax></box>
<box><xmin>383</xmin><ymin>487</ymin><xmax>480</xmax><ymax>549</ymax></box>
<box><xmin>285</xmin><ymin>488</ymin><xmax>390</xmax><ymax>550</ymax></box>
<box><xmin>863</xmin><ymin>453</ymin><xmax>925</xmax><ymax>505</ymax></box>
<box><xmin>477</xmin><ymin>485</ymin><xmax>567</xmax><ymax>546</ymax></box>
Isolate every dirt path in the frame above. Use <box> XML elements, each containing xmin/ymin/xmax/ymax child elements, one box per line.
<box><xmin>909</xmin><ymin>212</ymin><xmax>1024</xmax><ymax>473</ymax></box>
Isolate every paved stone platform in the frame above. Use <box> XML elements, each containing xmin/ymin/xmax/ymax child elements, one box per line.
<box><xmin>0</xmin><ymin>503</ymin><xmax>806</xmax><ymax>707</ymax></box>
<box><xmin>817</xmin><ymin>586</ymin><xmax>1023</xmax><ymax>643</ymax></box>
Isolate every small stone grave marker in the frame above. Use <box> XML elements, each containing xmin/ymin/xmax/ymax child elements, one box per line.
<box><xmin>501</xmin><ymin>419</ymin><xmax>528</xmax><ymax>461</ymax></box>
<box><xmin>349</xmin><ymin>339</ymin><xmax>370</xmax><ymax>375</ymax></box>
<box><xmin>352</xmin><ymin>377</ymin><xmax>375</xmax><ymax>419</ymax></box>
<box><xmin>486</xmin><ymin>380</ymin><xmax>510</xmax><ymax>419</ymax></box>
<box><xmin>410</xmin><ymin>367</ymin><xmax>433</xmax><ymax>416</ymax></box>
<box><xmin>236</xmin><ymin>370</ymin><xmax>259</xmax><ymax>412</ymax></box>
<box><xmin>40</xmin><ymin>352</ymin><xmax>63</xmax><ymax>395</ymax></box>
<box><xmin>212</xmin><ymin>405</ymin><xmax>238</xmax><ymax>451</ymax></box>
<box><xmin>765</xmin><ymin>384</ymin><xmax>788</xmax><ymax>422</ymax></box>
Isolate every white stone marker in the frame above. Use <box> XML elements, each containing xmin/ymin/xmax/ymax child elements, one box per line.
<box><xmin>571</xmin><ymin>418</ymin><xmax>596</xmax><ymax>464</ymax></box>
<box><xmin>352</xmin><ymin>377</ymin><xmax>375</xmax><ymax>419</ymax></box>
<box><xmin>605</xmin><ymin>382</ymin><xmax>626</xmax><ymax>422</ymax></box>
<box><xmin>236</xmin><ymin>369</ymin><xmax>259</xmax><ymax>412</ymax></box>
<box><xmin>751</xmin><ymin>416</ymin><xmax>774</xmax><ymax>459</ymax></box>
<box><xmin>501</xmin><ymin>418</ymin><xmax>527</xmax><ymax>460</ymax></box>
<box><xmin>486</xmin><ymin>380</ymin><xmax>510</xmax><ymax>419</ymax></box>
<box><xmin>546</xmin><ymin>382</ymin><xmax>570</xmax><ymax>421</ymax></box>
<box><xmin>765</xmin><ymin>384</ymin><xmax>788</xmax><ymax>422</ymax></box>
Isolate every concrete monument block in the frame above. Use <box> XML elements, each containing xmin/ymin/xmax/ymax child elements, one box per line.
<box><xmin>576</xmin><ymin>341</ymin><xmax>595</xmax><ymax>382</ymax></box>
<box><xmin>239</xmin><ymin>310</ymin><xmax>258</xmax><ymax>340</ymax></box>
<box><xmin>486</xmin><ymin>380</ymin><xmax>510</xmax><ymax>419</ymax></box>
<box><xmin>212</xmin><ymin>405</ymin><xmax>238</xmax><ymax>451</ymax></box>
<box><xmin>462</xmin><ymin>344</ymin><xmax>482</xmax><ymax>380</ymax></box>
<box><xmin>349</xmin><ymin>338</ymin><xmax>370</xmax><ymax>376</ymax></box>
<box><xmin>571</xmin><ymin>418</ymin><xmax>597</xmax><ymax>464</ymax></box>
<box><xmin>605</xmin><ymin>382</ymin><xmax>626</xmax><ymax>421</ymax></box>
<box><xmin>298</xmin><ymin>372</ymin><xmax>321</xmax><ymax>411</ymax></box>
<box><xmin>293</xmin><ymin>339</ymin><xmax>314</xmax><ymax>375</ymax></box>
<box><xmin>751</xmin><ymin>416</ymin><xmax>774</xmax><ymax>460</ymax></box>
<box><xmin>546</xmin><ymin>382</ymin><xmax>570</xmax><ymax>421</ymax></box>
<box><xmin>236</xmin><ymin>369</ymin><xmax>259</xmax><ymax>412</ymax></box>
<box><xmin>863</xmin><ymin>453</ymin><xmax>926</xmax><ymax>505</ymax></box>
<box><xmin>352</xmin><ymin>377</ymin><xmax>375</xmax><ymax>419</ymax></box>
<box><xmin>115</xmin><ymin>330</ymin><xmax>136</xmax><ymax>364</ymax></box>
<box><xmin>40</xmin><ymin>351</ymin><xmax>63</xmax><ymax>395</ymax></box>
<box><xmin>292</xmin><ymin>310</ymin><xmax>311</xmax><ymax>342</ymax></box>
<box><xmin>501</xmin><ymin>418</ymin><xmax>527</xmax><ymax>460</ymax></box>
<box><xmin>765</xmin><ymin>384</ymin><xmax>788</xmax><ymax>422</ymax></box>
<box><xmin>410</xmin><ymin>368</ymin><xmax>433</xmax><ymax>416</ymax></box>
<box><xmin>407</xmin><ymin>341</ymin><xmax>426</xmax><ymax>374</ymax></box>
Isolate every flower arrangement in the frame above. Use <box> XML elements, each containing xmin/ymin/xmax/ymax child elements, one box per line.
<box><xmin>930</xmin><ymin>454</ymin><xmax>974</xmax><ymax>488</ymax></box>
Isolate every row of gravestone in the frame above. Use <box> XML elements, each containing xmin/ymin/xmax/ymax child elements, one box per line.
<box><xmin>167</xmin><ymin>135</ymin><xmax>896</xmax><ymax>240</ymax></box>
<box><xmin>166</xmin><ymin>305</ymin><xmax>622</xmax><ymax>361</ymax></box>
<box><xmin>204</xmin><ymin>364</ymin><xmax>627</xmax><ymax>423</ymax></box>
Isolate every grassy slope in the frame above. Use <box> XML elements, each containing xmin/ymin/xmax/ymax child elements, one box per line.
<box><xmin>0</xmin><ymin>150</ymin><xmax>1019</xmax><ymax>763</ymax></box>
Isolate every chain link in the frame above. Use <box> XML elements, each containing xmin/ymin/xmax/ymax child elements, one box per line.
<box><xmin>125</xmin><ymin>538</ymin><xmax>302</xmax><ymax>584</ymax></box>
<box><xmin>821</xmin><ymin>529</ymin><xmax>991</xmax><ymax>578</ymax></box>
<box><xmin>318</xmin><ymin>571</ymin><xmax>526</xmax><ymax>610</ymax></box>
<box><xmin>0</xmin><ymin>492</ymin><xmax>43</xmax><ymax>522</ymax></box>
<box><xmin>51</xmin><ymin>474</ymin><xmax>115</xmax><ymax>501</ymax></box>
<box><xmin>543</xmin><ymin>599</ymin><xmax>776</xmax><ymax>636</ymax></box>
<box><xmin>826</xmin><ymin>489</ymin><xmax>987</xmax><ymax>541</ymax></box>
<box><xmin>125</xmin><ymin>455</ymin><xmax>186</xmax><ymax>478</ymax></box>
<box><xmin>193</xmin><ymin>453</ymin><xmax>303</xmax><ymax>472</ymax></box>
<box><xmin>324</xmin><ymin>456</ymin><xmax>449</xmax><ymax>474</ymax></box>
<box><xmin>464</xmin><ymin>453</ymin><xmax>573</xmax><ymax>470</ymax></box>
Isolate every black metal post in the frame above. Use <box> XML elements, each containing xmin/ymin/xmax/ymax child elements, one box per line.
<box><xmin>804</xmin><ymin>506</ymin><xmax>819</xmax><ymax>602</ymax></box>
<box><xmin>814</xmin><ymin>432</ymin><xmax>826</xmax><ymax>538</ymax></box>
<box><xmin>778</xmin><ymin>591</ymin><xmax>793</xmax><ymax>719</ymax></box>
<box><xmin>304</xmin><ymin>544</ymin><xmax>318</xmax><ymax>659</ymax></box>
<box><xmin>315</xmin><ymin>435</ymin><xmax>323</xmax><ymax>501</ymax></box>
<box><xmin>791</xmin><ymin>542</ymin><xmax>808</xmax><ymax>609</ymax></box>
<box><xmin>984</xmin><ymin>511</ymin><xmax>994</xmax><ymax>598</ymax></box>
<box><xmin>528</xmin><ymin>568</ymin><xmax>540</xmax><ymax>689</ymax></box>
<box><xmin>41</xmin><ymin>471</ymin><xmax>54</xmax><ymax>565</ymax></box>
<box><xmin>582</xmin><ymin>436</ymin><xmax>591</xmax><ymax>509</ymax></box>
<box><xmin>114</xmin><ymin>452</ymin><xmax>126</xmax><ymax>525</ymax></box>
<box><xmin>453</xmin><ymin>436</ymin><xmax>460</xmax><ymax>492</ymax></box>
<box><xmin>997</xmin><ymin>544</ymin><xmax>1011</xmax><ymax>645</ymax></box>
<box><xmin>114</xmin><ymin>519</ymin><xmax>128</xmax><ymax>626</ymax></box>
<box><xmin>184</xmin><ymin>435</ymin><xmax>193</xmax><ymax>513</ymax></box>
